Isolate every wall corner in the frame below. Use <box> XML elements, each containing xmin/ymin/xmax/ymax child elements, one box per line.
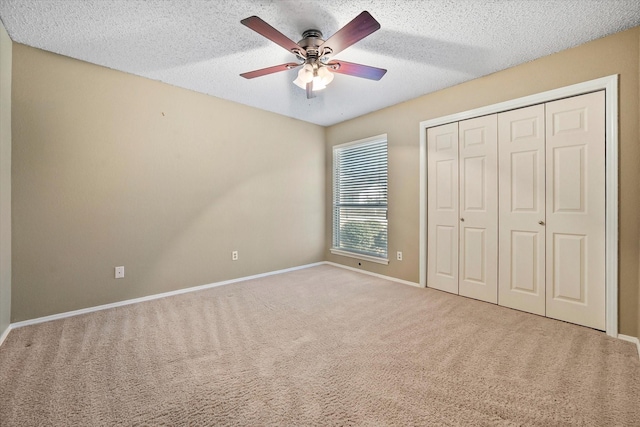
<box><xmin>0</xmin><ymin>20</ymin><xmax>12</xmax><ymax>343</ymax></box>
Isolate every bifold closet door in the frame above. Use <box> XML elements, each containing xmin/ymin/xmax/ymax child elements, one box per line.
<box><xmin>545</xmin><ymin>91</ymin><xmax>605</xmax><ymax>330</ymax></box>
<box><xmin>458</xmin><ymin>115</ymin><xmax>498</xmax><ymax>304</ymax></box>
<box><xmin>498</xmin><ymin>104</ymin><xmax>546</xmax><ymax>316</ymax></box>
<box><xmin>427</xmin><ymin>123</ymin><xmax>459</xmax><ymax>294</ymax></box>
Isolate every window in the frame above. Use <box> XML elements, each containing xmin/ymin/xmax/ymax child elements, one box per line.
<box><xmin>332</xmin><ymin>135</ymin><xmax>388</xmax><ymax>264</ymax></box>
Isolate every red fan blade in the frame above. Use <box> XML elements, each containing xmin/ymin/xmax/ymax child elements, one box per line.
<box><xmin>240</xmin><ymin>62</ymin><xmax>301</xmax><ymax>79</ymax></box>
<box><xmin>241</xmin><ymin>16</ymin><xmax>305</xmax><ymax>57</ymax></box>
<box><xmin>319</xmin><ymin>11</ymin><xmax>380</xmax><ymax>58</ymax></box>
<box><xmin>327</xmin><ymin>60</ymin><xmax>387</xmax><ymax>80</ymax></box>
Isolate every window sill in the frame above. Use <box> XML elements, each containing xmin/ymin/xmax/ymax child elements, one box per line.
<box><xmin>330</xmin><ymin>249</ymin><xmax>389</xmax><ymax>265</ymax></box>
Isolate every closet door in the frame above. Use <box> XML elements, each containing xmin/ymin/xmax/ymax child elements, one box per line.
<box><xmin>545</xmin><ymin>91</ymin><xmax>605</xmax><ymax>330</ymax></box>
<box><xmin>498</xmin><ymin>105</ymin><xmax>546</xmax><ymax>315</ymax></box>
<box><xmin>458</xmin><ymin>115</ymin><xmax>498</xmax><ymax>303</ymax></box>
<box><xmin>427</xmin><ymin>123</ymin><xmax>459</xmax><ymax>294</ymax></box>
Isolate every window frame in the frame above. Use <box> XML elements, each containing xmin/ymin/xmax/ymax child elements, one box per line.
<box><xmin>331</xmin><ymin>134</ymin><xmax>389</xmax><ymax>265</ymax></box>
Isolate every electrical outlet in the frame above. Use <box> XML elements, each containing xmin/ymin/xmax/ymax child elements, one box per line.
<box><xmin>397</xmin><ymin>251</ymin><xmax>403</xmax><ymax>261</ymax></box>
<box><xmin>232</xmin><ymin>251</ymin><xmax>238</xmax><ymax>261</ymax></box>
<box><xmin>115</xmin><ymin>266</ymin><xmax>125</xmax><ymax>279</ymax></box>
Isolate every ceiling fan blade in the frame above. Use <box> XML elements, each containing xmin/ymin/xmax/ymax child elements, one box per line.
<box><xmin>319</xmin><ymin>11</ymin><xmax>380</xmax><ymax>58</ymax></box>
<box><xmin>241</xmin><ymin>16</ymin><xmax>305</xmax><ymax>57</ymax></box>
<box><xmin>306</xmin><ymin>82</ymin><xmax>315</xmax><ymax>99</ymax></box>
<box><xmin>240</xmin><ymin>62</ymin><xmax>301</xmax><ymax>79</ymax></box>
<box><xmin>327</xmin><ymin>60</ymin><xmax>387</xmax><ymax>80</ymax></box>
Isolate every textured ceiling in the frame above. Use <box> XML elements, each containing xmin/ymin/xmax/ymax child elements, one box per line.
<box><xmin>1</xmin><ymin>1</ymin><xmax>639</xmax><ymax>126</ymax></box>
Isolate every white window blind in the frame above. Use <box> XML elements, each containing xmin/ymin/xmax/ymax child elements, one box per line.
<box><xmin>332</xmin><ymin>136</ymin><xmax>388</xmax><ymax>261</ymax></box>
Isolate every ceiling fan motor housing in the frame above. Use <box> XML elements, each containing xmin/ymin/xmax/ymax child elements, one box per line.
<box><xmin>298</xmin><ymin>29</ymin><xmax>331</xmax><ymax>62</ymax></box>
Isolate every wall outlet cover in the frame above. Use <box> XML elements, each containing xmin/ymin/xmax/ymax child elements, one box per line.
<box><xmin>115</xmin><ymin>266</ymin><xmax>125</xmax><ymax>279</ymax></box>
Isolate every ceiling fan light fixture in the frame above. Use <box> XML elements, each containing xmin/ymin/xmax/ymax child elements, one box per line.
<box><xmin>301</xmin><ymin>63</ymin><xmax>314</xmax><ymax>79</ymax></box>
<box><xmin>311</xmin><ymin>75</ymin><xmax>327</xmax><ymax>91</ymax></box>
<box><xmin>293</xmin><ymin>63</ymin><xmax>314</xmax><ymax>89</ymax></box>
<box><xmin>311</xmin><ymin>66</ymin><xmax>334</xmax><ymax>91</ymax></box>
<box><xmin>292</xmin><ymin>77</ymin><xmax>306</xmax><ymax>89</ymax></box>
<box><xmin>317</xmin><ymin>66</ymin><xmax>334</xmax><ymax>85</ymax></box>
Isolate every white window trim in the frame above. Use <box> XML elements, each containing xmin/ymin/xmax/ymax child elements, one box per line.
<box><xmin>333</xmin><ymin>133</ymin><xmax>387</xmax><ymax>150</ymax></box>
<box><xmin>330</xmin><ymin>248</ymin><xmax>389</xmax><ymax>265</ymax></box>
<box><xmin>418</xmin><ymin>75</ymin><xmax>619</xmax><ymax>337</ymax></box>
<box><xmin>332</xmin><ymin>133</ymin><xmax>388</xmax><ymax>264</ymax></box>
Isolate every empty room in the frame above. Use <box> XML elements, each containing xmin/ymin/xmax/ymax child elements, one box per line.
<box><xmin>1</xmin><ymin>0</ymin><xmax>640</xmax><ymax>425</ymax></box>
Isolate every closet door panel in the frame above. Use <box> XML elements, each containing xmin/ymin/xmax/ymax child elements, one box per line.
<box><xmin>458</xmin><ymin>115</ymin><xmax>498</xmax><ymax>303</ymax></box>
<box><xmin>427</xmin><ymin>123</ymin><xmax>459</xmax><ymax>294</ymax></box>
<box><xmin>545</xmin><ymin>91</ymin><xmax>605</xmax><ymax>330</ymax></box>
<box><xmin>498</xmin><ymin>104</ymin><xmax>546</xmax><ymax>315</ymax></box>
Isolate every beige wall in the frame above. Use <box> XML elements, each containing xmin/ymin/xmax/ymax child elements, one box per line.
<box><xmin>326</xmin><ymin>27</ymin><xmax>640</xmax><ymax>337</ymax></box>
<box><xmin>7</xmin><ymin>28</ymin><xmax>640</xmax><ymax>338</ymax></box>
<box><xmin>0</xmin><ymin>22</ymin><xmax>11</xmax><ymax>337</ymax></box>
<box><xmin>11</xmin><ymin>44</ymin><xmax>325</xmax><ymax>322</ymax></box>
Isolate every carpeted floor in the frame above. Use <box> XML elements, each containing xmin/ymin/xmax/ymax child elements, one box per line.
<box><xmin>1</xmin><ymin>264</ymin><xmax>639</xmax><ymax>426</ymax></box>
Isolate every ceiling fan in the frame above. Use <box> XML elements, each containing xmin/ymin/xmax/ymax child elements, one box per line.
<box><xmin>239</xmin><ymin>11</ymin><xmax>387</xmax><ymax>99</ymax></box>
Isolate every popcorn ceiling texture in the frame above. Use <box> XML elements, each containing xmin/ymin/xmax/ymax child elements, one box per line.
<box><xmin>0</xmin><ymin>0</ymin><xmax>639</xmax><ymax>126</ymax></box>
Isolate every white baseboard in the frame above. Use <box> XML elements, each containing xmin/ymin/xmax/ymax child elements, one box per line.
<box><xmin>328</xmin><ymin>264</ymin><xmax>639</xmax><ymax>361</ymax></box>
<box><xmin>6</xmin><ymin>259</ymin><xmax>631</xmax><ymax>361</ymax></box>
<box><xmin>324</xmin><ymin>261</ymin><xmax>421</xmax><ymax>288</ymax></box>
<box><xmin>618</xmin><ymin>334</ymin><xmax>640</xmax><ymax>359</ymax></box>
<box><xmin>9</xmin><ymin>262</ymin><xmax>325</xmax><ymax>331</ymax></box>
<box><xmin>0</xmin><ymin>324</ymin><xmax>11</xmax><ymax>347</ymax></box>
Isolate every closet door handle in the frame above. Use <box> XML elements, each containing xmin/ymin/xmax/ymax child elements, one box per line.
<box><xmin>538</xmin><ymin>220</ymin><xmax>545</xmax><ymax>225</ymax></box>
<box><xmin>460</xmin><ymin>218</ymin><xmax>465</xmax><ymax>222</ymax></box>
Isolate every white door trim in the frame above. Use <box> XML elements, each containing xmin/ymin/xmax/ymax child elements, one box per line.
<box><xmin>419</xmin><ymin>75</ymin><xmax>619</xmax><ymax>337</ymax></box>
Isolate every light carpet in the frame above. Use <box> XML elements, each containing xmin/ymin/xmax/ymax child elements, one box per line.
<box><xmin>1</xmin><ymin>265</ymin><xmax>639</xmax><ymax>426</ymax></box>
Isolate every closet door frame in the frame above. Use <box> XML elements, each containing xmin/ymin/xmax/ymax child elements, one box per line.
<box><xmin>419</xmin><ymin>75</ymin><xmax>619</xmax><ymax>337</ymax></box>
